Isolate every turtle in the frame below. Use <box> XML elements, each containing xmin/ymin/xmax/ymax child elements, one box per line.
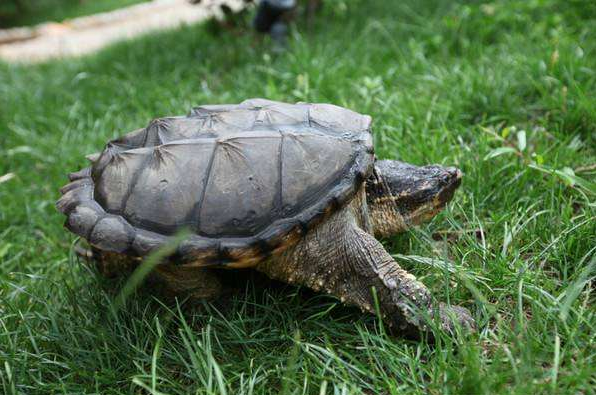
<box><xmin>57</xmin><ymin>98</ymin><xmax>475</xmax><ymax>334</ymax></box>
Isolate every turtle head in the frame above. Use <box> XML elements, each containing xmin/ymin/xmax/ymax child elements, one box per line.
<box><xmin>366</xmin><ymin>160</ymin><xmax>462</xmax><ymax>237</ymax></box>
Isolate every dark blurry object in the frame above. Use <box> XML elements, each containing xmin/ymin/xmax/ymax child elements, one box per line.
<box><xmin>192</xmin><ymin>0</ymin><xmax>322</xmax><ymax>47</ymax></box>
<box><xmin>253</xmin><ymin>0</ymin><xmax>295</xmax><ymax>33</ymax></box>
<box><xmin>269</xmin><ymin>20</ymin><xmax>287</xmax><ymax>47</ymax></box>
<box><xmin>254</xmin><ymin>0</ymin><xmax>322</xmax><ymax>39</ymax></box>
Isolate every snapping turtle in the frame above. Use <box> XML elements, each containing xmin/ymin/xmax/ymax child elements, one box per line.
<box><xmin>57</xmin><ymin>98</ymin><xmax>474</xmax><ymax>334</ymax></box>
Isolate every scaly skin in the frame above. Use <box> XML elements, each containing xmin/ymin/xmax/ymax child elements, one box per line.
<box><xmin>257</xmin><ymin>188</ymin><xmax>475</xmax><ymax>333</ymax></box>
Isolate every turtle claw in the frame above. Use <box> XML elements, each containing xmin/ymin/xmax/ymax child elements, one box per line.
<box><xmin>436</xmin><ymin>303</ymin><xmax>476</xmax><ymax>334</ymax></box>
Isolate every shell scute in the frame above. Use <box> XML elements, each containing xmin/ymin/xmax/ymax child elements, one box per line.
<box><xmin>90</xmin><ymin>215</ymin><xmax>135</xmax><ymax>253</ymax></box>
<box><xmin>65</xmin><ymin>200</ymin><xmax>104</xmax><ymax>239</ymax></box>
<box><xmin>132</xmin><ymin>228</ymin><xmax>168</xmax><ymax>256</ymax></box>
<box><xmin>68</xmin><ymin>167</ymin><xmax>91</xmax><ymax>181</ymax></box>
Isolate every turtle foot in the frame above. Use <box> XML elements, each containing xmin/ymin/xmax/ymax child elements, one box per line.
<box><xmin>435</xmin><ymin>303</ymin><xmax>476</xmax><ymax>334</ymax></box>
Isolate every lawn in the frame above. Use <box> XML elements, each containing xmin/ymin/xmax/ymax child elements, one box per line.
<box><xmin>0</xmin><ymin>0</ymin><xmax>595</xmax><ymax>394</ymax></box>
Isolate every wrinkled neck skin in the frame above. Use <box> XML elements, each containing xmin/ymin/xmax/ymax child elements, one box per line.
<box><xmin>366</xmin><ymin>175</ymin><xmax>409</xmax><ymax>238</ymax></box>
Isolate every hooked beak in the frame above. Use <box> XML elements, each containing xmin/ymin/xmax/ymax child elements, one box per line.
<box><xmin>436</xmin><ymin>166</ymin><xmax>462</xmax><ymax>208</ymax></box>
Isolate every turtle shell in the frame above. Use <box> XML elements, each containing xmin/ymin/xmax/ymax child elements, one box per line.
<box><xmin>57</xmin><ymin>99</ymin><xmax>374</xmax><ymax>267</ymax></box>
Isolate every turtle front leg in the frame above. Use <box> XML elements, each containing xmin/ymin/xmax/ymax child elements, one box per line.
<box><xmin>258</xmin><ymin>212</ymin><xmax>475</xmax><ymax>335</ymax></box>
<box><xmin>345</xmin><ymin>226</ymin><xmax>476</xmax><ymax>333</ymax></box>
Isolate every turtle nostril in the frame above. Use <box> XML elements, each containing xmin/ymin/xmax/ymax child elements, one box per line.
<box><xmin>445</xmin><ymin>167</ymin><xmax>462</xmax><ymax>181</ymax></box>
<box><xmin>438</xmin><ymin>167</ymin><xmax>462</xmax><ymax>188</ymax></box>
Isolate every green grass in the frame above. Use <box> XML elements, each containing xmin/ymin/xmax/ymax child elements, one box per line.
<box><xmin>1</xmin><ymin>0</ymin><xmax>595</xmax><ymax>393</ymax></box>
<box><xmin>0</xmin><ymin>0</ymin><xmax>149</xmax><ymax>28</ymax></box>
